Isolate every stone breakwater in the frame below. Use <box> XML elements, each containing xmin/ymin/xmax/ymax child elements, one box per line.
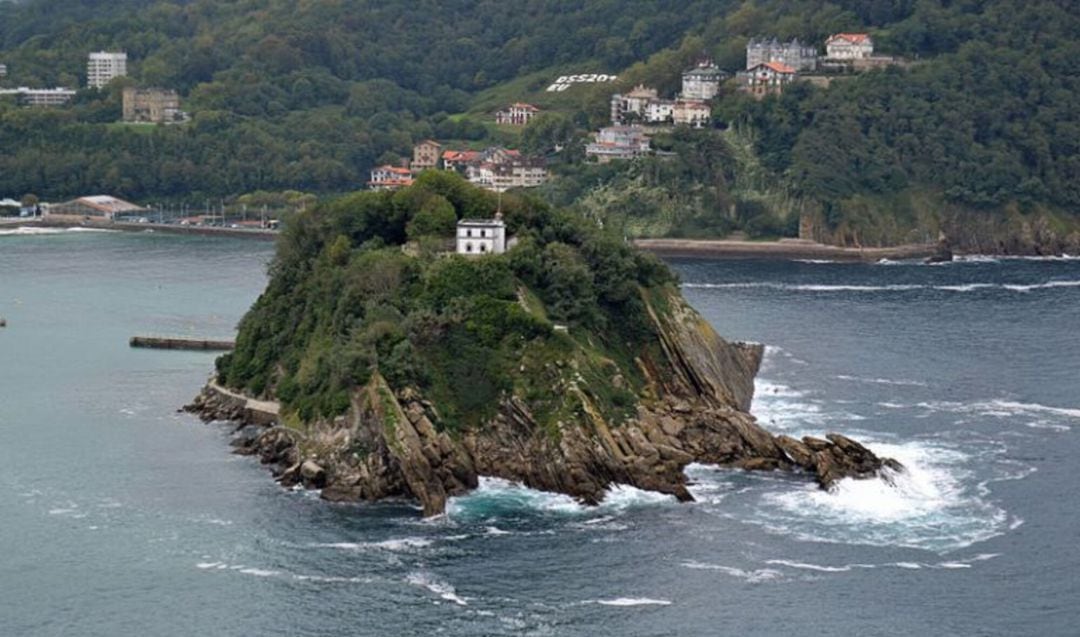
<box><xmin>185</xmin><ymin>297</ymin><xmax>901</xmax><ymax>517</ymax></box>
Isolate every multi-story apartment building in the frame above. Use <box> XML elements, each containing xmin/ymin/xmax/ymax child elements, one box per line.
<box><xmin>87</xmin><ymin>51</ymin><xmax>127</xmax><ymax>89</ymax></box>
<box><xmin>585</xmin><ymin>126</ymin><xmax>652</xmax><ymax>162</ymax></box>
<box><xmin>411</xmin><ymin>140</ymin><xmax>442</xmax><ymax>172</ymax></box>
<box><xmin>0</xmin><ymin>87</ymin><xmax>76</xmax><ymax>107</ymax></box>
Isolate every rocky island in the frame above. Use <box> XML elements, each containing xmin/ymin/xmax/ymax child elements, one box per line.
<box><xmin>187</xmin><ymin>173</ymin><xmax>900</xmax><ymax>516</ymax></box>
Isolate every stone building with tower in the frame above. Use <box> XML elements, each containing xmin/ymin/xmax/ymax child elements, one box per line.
<box><xmin>122</xmin><ymin>87</ymin><xmax>183</xmax><ymax>123</ymax></box>
<box><xmin>745</xmin><ymin>38</ymin><xmax>819</xmax><ymax>72</ymax></box>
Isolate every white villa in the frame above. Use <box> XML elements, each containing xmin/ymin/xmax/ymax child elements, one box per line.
<box><xmin>825</xmin><ymin>33</ymin><xmax>874</xmax><ymax>60</ymax></box>
<box><xmin>456</xmin><ymin>216</ymin><xmax>507</xmax><ymax>255</ymax></box>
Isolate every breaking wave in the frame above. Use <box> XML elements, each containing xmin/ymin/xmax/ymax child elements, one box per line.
<box><xmin>446</xmin><ymin>477</ymin><xmax>675</xmax><ymax>520</ymax></box>
<box><xmin>681</xmin><ymin>281</ymin><xmax>1080</xmax><ymax>293</ymax></box>
<box><xmin>407</xmin><ymin>571</ymin><xmax>468</xmax><ymax>606</ymax></box>
<box><xmin>591</xmin><ymin>598</ymin><xmax>672</xmax><ymax>607</ymax></box>
<box><xmin>749</xmin><ymin>441</ymin><xmax>1018</xmax><ymax>552</ymax></box>
<box><xmin>0</xmin><ymin>226</ymin><xmax>115</xmax><ymax>236</ymax></box>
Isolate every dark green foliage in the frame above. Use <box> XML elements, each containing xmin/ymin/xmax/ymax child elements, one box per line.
<box><xmin>2</xmin><ymin>0</ymin><xmax>1070</xmax><ymax>239</ymax></box>
<box><xmin>217</xmin><ymin>175</ymin><xmax>674</xmax><ymax>430</ymax></box>
<box><xmin>0</xmin><ymin>0</ymin><xmax>719</xmax><ymax>200</ymax></box>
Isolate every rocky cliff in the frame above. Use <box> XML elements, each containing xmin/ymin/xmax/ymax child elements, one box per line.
<box><xmin>187</xmin><ymin>290</ymin><xmax>899</xmax><ymax>516</ymax></box>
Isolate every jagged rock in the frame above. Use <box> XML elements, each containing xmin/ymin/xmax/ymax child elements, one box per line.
<box><xmin>300</xmin><ymin>460</ymin><xmax>326</xmax><ymax>488</ymax></box>
<box><xmin>189</xmin><ymin>292</ymin><xmax>899</xmax><ymax>515</ymax></box>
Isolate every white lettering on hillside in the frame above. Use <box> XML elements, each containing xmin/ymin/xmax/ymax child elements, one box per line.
<box><xmin>546</xmin><ymin>74</ymin><xmax>618</xmax><ymax>92</ymax></box>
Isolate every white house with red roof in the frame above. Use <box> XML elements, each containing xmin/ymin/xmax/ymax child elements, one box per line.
<box><xmin>825</xmin><ymin>33</ymin><xmax>874</xmax><ymax>60</ymax></box>
<box><xmin>740</xmin><ymin>62</ymin><xmax>797</xmax><ymax>98</ymax></box>
<box><xmin>368</xmin><ymin>165</ymin><xmax>414</xmax><ymax>191</ymax></box>
<box><xmin>495</xmin><ymin>103</ymin><xmax>540</xmax><ymax>126</ymax></box>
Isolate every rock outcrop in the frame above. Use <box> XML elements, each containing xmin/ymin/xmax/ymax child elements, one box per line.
<box><xmin>186</xmin><ymin>293</ymin><xmax>900</xmax><ymax>515</ymax></box>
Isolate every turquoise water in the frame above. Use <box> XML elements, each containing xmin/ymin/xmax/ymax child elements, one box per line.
<box><xmin>2</xmin><ymin>230</ymin><xmax>1079</xmax><ymax>635</ymax></box>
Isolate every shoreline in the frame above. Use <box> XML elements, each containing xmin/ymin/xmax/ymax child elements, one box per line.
<box><xmin>0</xmin><ymin>216</ymin><xmax>279</xmax><ymax>240</ymax></box>
<box><xmin>4</xmin><ymin>217</ymin><xmax>1033</xmax><ymax>262</ymax></box>
<box><xmin>633</xmin><ymin>238</ymin><xmax>940</xmax><ymax>262</ymax></box>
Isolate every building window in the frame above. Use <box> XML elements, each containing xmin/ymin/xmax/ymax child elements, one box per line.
<box><xmin>467</xmin><ymin>229</ymin><xmax>472</xmax><ymax>237</ymax></box>
<box><xmin>480</xmin><ymin>230</ymin><xmax>486</xmax><ymax>238</ymax></box>
<box><xmin>466</xmin><ymin>243</ymin><xmax>472</xmax><ymax>252</ymax></box>
<box><xmin>480</xmin><ymin>244</ymin><xmax>487</xmax><ymax>252</ymax></box>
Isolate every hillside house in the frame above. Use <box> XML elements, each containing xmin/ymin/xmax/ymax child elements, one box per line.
<box><xmin>610</xmin><ymin>85</ymin><xmax>660</xmax><ymax>124</ymax></box>
<box><xmin>673</xmin><ymin>99</ymin><xmax>710</xmax><ymax>128</ymax></box>
<box><xmin>412</xmin><ymin>140</ymin><xmax>442</xmax><ymax>172</ymax></box>
<box><xmin>495</xmin><ymin>103</ymin><xmax>540</xmax><ymax>126</ymax></box>
<box><xmin>746</xmin><ymin>38</ymin><xmax>818</xmax><ymax>71</ymax></box>
<box><xmin>739</xmin><ymin>62</ymin><xmax>796</xmax><ymax>98</ymax></box>
<box><xmin>456</xmin><ymin>216</ymin><xmax>507</xmax><ymax>255</ymax></box>
<box><xmin>681</xmin><ymin>60</ymin><xmax>725</xmax><ymax>100</ymax></box>
<box><xmin>368</xmin><ymin>165</ymin><xmax>414</xmax><ymax>191</ymax></box>
<box><xmin>441</xmin><ymin>147</ymin><xmax>547</xmax><ymax>192</ymax></box>
<box><xmin>586</xmin><ymin>126</ymin><xmax>651</xmax><ymax>162</ymax></box>
<box><xmin>472</xmin><ymin>158</ymin><xmax>548</xmax><ymax>192</ymax></box>
<box><xmin>825</xmin><ymin>33</ymin><xmax>873</xmax><ymax>60</ymax></box>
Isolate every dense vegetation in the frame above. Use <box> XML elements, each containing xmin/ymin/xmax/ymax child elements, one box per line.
<box><xmin>0</xmin><ymin>0</ymin><xmax>719</xmax><ymax>200</ymax></box>
<box><xmin>0</xmin><ymin>0</ymin><xmax>1077</xmax><ymax>243</ymax></box>
<box><xmin>217</xmin><ymin>173</ymin><xmax>674</xmax><ymax>427</ymax></box>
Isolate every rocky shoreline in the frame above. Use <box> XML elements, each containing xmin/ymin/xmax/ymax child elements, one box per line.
<box><xmin>185</xmin><ymin>307</ymin><xmax>902</xmax><ymax>516</ymax></box>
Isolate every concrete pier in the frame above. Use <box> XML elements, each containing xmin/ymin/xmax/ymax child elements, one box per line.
<box><xmin>130</xmin><ymin>336</ymin><xmax>235</xmax><ymax>351</ymax></box>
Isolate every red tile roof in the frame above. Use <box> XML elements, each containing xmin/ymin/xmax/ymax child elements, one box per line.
<box><xmin>827</xmin><ymin>33</ymin><xmax>872</xmax><ymax>44</ymax></box>
<box><xmin>760</xmin><ymin>62</ymin><xmax>796</xmax><ymax>74</ymax></box>
<box><xmin>372</xmin><ymin>165</ymin><xmax>412</xmax><ymax>175</ymax></box>
<box><xmin>442</xmin><ymin>150</ymin><xmax>480</xmax><ymax>162</ymax></box>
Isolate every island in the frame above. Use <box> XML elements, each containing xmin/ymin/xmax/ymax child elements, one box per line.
<box><xmin>187</xmin><ymin>173</ymin><xmax>899</xmax><ymax>516</ymax></box>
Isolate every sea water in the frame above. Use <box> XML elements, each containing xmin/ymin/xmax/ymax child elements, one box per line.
<box><xmin>2</xmin><ymin>231</ymin><xmax>1078</xmax><ymax>635</ymax></box>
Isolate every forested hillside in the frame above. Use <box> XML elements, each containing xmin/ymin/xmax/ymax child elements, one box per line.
<box><xmin>0</xmin><ymin>0</ymin><xmax>1077</xmax><ymax>248</ymax></box>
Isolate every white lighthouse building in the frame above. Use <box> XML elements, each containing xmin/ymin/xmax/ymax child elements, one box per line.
<box><xmin>456</xmin><ymin>215</ymin><xmax>507</xmax><ymax>255</ymax></box>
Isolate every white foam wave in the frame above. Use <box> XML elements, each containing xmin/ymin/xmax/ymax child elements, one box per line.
<box><xmin>680</xmin><ymin>561</ymin><xmax>782</xmax><ymax>582</ymax></box>
<box><xmin>766</xmin><ymin>553</ymin><xmax>1000</xmax><ymax>573</ymax></box>
<box><xmin>197</xmin><ymin>562</ymin><xmax>366</xmax><ymax>584</ymax></box>
<box><xmin>835</xmin><ymin>374</ymin><xmax>928</xmax><ymax>387</ymax></box>
<box><xmin>795</xmin><ymin>259</ymin><xmax>839</xmax><ymax>264</ymax></box>
<box><xmin>0</xmin><ymin>226</ymin><xmax>116</xmax><ymax>236</ymax></box>
<box><xmin>765</xmin><ymin>559</ymin><xmax>855</xmax><ymax>572</ymax></box>
<box><xmin>1003</xmin><ymin>280</ymin><xmax>1080</xmax><ymax>292</ymax></box>
<box><xmin>406</xmin><ymin>571</ymin><xmax>468</xmax><ymax>606</ymax></box>
<box><xmin>446</xmin><ymin>477</ymin><xmax>675</xmax><ymax>519</ymax></box>
<box><xmin>752</xmin><ymin>441</ymin><xmax>1014</xmax><ymax>552</ymax></box>
<box><xmin>310</xmin><ymin>537</ymin><xmax>434</xmax><ymax>551</ymax></box>
<box><xmin>238</xmin><ymin>568</ymin><xmax>280</xmax><ymax>577</ymax></box>
<box><xmin>918</xmin><ymin>399</ymin><xmax>1080</xmax><ymax>426</ymax></box>
<box><xmin>593</xmin><ymin>597</ymin><xmax>672</xmax><ymax>606</ymax></box>
<box><xmin>682</xmin><ymin>280</ymin><xmax>1080</xmax><ymax>293</ymax></box>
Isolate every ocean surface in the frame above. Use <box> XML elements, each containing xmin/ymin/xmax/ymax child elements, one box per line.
<box><xmin>2</xmin><ymin>228</ymin><xmax>1079</xmax><ymax>636</ymax></box>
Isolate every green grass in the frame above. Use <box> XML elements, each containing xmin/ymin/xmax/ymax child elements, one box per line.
<box><xmin>105</xmin><ymin>121</ymin><xmax>160</xmax><ymax>134</ymax></box>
